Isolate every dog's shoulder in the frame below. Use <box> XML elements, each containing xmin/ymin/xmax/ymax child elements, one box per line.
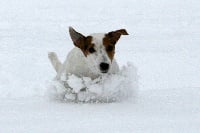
<box><xmin>66</xmin><ymin>47</ymin><xmax>85</xmax><ymax>60</ymax></box>
<box><xmin>63</xmin><ymin>47</ymin><xmax>93</xmax><ymax>77</ymax></box>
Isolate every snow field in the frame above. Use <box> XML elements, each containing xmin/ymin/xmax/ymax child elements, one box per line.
<box><xmin>0</xmin><ymin>0</ymin><xmax>200</xmax><ymax>132</ymax></box>
<box><xmin>47</xmin><ymin>63</ymin><xmax>138</xmax><ymax>103</ymax></box>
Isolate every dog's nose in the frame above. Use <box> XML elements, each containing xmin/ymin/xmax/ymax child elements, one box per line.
<box><xmin>100</xmin><ymin>63</ymin><xmax>109</xmax><ymax>73</ymax></box>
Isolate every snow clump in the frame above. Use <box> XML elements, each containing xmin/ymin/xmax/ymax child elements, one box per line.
<box><xmin>47</xmin><ymin>62</ymin><xmax>138</xmax><ymax>103</ymax></box>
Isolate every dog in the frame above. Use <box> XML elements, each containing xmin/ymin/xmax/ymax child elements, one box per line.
<box><xmin>48</xmin><ymin>27</ymin><xmax>128</xmax><ymax>80</ymax></box>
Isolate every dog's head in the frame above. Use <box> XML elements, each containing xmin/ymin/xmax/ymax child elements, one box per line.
<box><xmin>69</xmin><ymin>27</ymin><xmax>128</xmax><ymax>74</ymax></box>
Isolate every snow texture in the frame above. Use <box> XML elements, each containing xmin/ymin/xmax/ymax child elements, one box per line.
<box><xmin>0</xmin><ymin>0</ymin><xmax>200</xmax><ymax>132</ymax></box>
<box><xmin>47</xmin><ymin>63</ymin><xmax>138</xmax><ymax>103</ymax></box>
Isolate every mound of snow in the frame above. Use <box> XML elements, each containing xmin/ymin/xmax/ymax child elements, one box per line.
<box><xmin>47</xmin><ymin>63</ymin><xmax>138</xmax><ymax>103</ymax></box>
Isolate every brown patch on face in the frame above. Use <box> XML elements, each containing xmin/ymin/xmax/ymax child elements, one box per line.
<box><xmin>68</xmin><ymin>27</ymin><xmax>96</xmax><ymax>57</ymax></box>
<box><xmin>103</xmin><ymin>35</ymin><xmax>115</xmax><ymax>61</ymax></box>
<box><xmin>107</xmin><ymin>29</ymin><xmax>129</xmax><ymax>44</ymax></box>
<box><xmin>103</xmin><ymin>29</ymin><xmax>129</xmax><ymax>61</ymax></box>
<box><xmin>73</xmin><ymin>35</ymin><xmax>95</xmax><ymax>57</ymax></box>
<box><xmin>81</xmin><ymin>36</ymin><xmax>95</xmax><ymax>56</ymax></box>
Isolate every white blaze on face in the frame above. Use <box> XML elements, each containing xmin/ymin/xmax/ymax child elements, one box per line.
<box><xmin>86</xmin><ymin>33</ymin><xmax>112</xmax><ymax>74</ymax></box>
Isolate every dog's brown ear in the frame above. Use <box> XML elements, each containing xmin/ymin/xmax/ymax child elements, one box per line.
<box><xmin>114</xmin><ymin>29</ymin><xmax>129</xmax><ymax>35</ymax></box>
<box><xmin>69</xmin><ymin>27</ymin><xmax>86</xmax><ymax>49</ymax></box>
<box><xmin>107</xmin><ymin>29</ymin><xmax>128</xmax><ymax>45</ymax></box>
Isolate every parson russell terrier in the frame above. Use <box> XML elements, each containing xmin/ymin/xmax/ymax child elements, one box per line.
<box><xmin>48</xmin><ymin>27</ymin><xmax>128</xmax><ymax>80</ymax></box>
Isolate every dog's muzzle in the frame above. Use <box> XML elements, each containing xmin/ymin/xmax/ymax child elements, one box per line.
<box><xmin>99</xmin><ymin>63</ymin><xmax>109</xmax><ymax>73</ymax></box>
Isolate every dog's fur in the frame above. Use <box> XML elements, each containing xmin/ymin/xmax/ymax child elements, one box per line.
<box><xmin>48</xmin><ymin>27</ymin><xmax>128</xmax><ymax>80</ymax></box>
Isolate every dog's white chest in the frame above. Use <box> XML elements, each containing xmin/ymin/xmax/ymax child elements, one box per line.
<box><xmin>63</xmin><ymin>47</ymin><xmax>119</xmax><ymax>79</ymax></box>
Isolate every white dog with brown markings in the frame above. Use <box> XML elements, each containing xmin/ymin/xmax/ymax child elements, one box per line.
<box><xmin>48</xmin><ymin>27</ymin><xmax>128</xmax><ymax>80</ymax></box>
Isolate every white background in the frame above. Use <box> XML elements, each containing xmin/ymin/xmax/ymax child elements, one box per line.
<box><xmin>0</xmin><ymin>0</ymin><xmax>200</xmax><ymax>132</ymax></box>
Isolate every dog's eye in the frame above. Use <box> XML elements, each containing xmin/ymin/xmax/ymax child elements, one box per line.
<box><xmin>106</xmin><ymin>45</ymin><xmax>113</xmax><ymax>52</ymax></box>
<box><xmin>89</xmin><ymin>47</ymin><xmax>96</xmax><ymax>53</ymax></box>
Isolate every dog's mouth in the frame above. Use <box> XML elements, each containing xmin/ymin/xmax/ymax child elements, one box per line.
<box><xmin>101</xmin><ymin>70</ymin><xmax>108</xmax><ymax>74</ymax></box>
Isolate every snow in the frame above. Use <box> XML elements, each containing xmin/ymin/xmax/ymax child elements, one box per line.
<box><xmin>0</xmin><ymin>0</ymin><xmax>200</xmax><ymax>132</ymax></box>
<box><xmin>48</xmin><ymin>63</ymin><xmax>138</xmax><ymax>102</ymax></box>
